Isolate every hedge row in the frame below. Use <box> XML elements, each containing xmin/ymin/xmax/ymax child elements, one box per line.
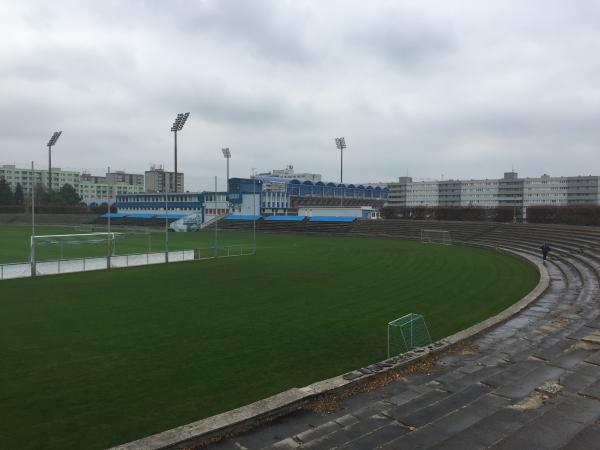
<box><xmin>0</xmin><ymin>205</ymin><xmax>89</xmax><ymax>214</ymax></box>
<box><xmin>527</xmin><ymin>205</ymin><xmax>600</xmax><ymax>226</ymax></box>
<box><xmin>380</xmin><ymin>206</ymin><xmax>518</xmax><ymax>222</ymax></box>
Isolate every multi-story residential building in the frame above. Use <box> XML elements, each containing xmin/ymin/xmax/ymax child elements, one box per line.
<box><xmin>0</xmin><ymin>164</ymin><xmax>80</xmax><ymax>194</ymax></box>
<box><xmin>406</xmin><ymin>180</ymin><xmax>440</xmax><ymax>207</ymax></box>
<box><xmin>79</xmin><ymin>180</ymin><xmax>144</xmax><ymax>204</ymax></box>
<box><xmin>0</xmin><ymin>165</ymin><xmax>146</xmax><ymax>205</ymax></box>
<box><xmin>145</xmin><ymin>165</ymin><xmax>184</xmax><ymax>193</ymax></box>
<box><xmin>387</xmin><ymin>172</ymin><xmax>600</xmax><ymax>218</ymax></box>
<box><xmin>567</xmin><ymin>176</ymin><xmax>600</xmax><ymax>204</ymax></box>
<box><xmin>106</xmin><ymin>170</ymin><xmax>144</xmax><ymax>186</ymax></box>
<box><xmin>79</xmin><ymin>170</ymin><xmax>144</xmax><ymax>204</ymax></box>
<box><xmin>460</xmin><ymin>179</ymin><xmax>500</xmax><ymax>208</ymax></box>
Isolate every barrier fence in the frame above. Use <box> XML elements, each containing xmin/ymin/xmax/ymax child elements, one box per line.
<box><xmin>0</xmin><ymin>244</ymin><xmax>255</xmax><ymax>281</ymax></box>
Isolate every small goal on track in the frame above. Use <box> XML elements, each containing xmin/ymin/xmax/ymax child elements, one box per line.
<box><xmin>420</xmin><ymin>229</ymin><xmax>452</xmax><ymax>245</ymax></box>
<box><xmin>387</xmin><ymin>313</ymin><xmax>432</xmax><ymax>358</ymax></box>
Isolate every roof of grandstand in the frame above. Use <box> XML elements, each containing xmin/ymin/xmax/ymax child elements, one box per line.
<box><xmin>309</xmin><ymin>216</ymin><xmax>358</xmax><ymax>222</ymax></box>
<box><xmin>224</xmin><ymin>215</ymin><xmax>262</xmax><ymax>221</ymax></box>
<box><xmin>265</xmin><ymin>215</ymin><xmax>306</xmax><ymax>221</ymax></box>
<box><xmin>255</xmin><ymin>175</ymin><xmax>388</xmax><ymax>191</ymax></box>
<box><xmin>101</xmin><ymin>213</ymin><xmax>186</xmax><ymax>220</ymax></box>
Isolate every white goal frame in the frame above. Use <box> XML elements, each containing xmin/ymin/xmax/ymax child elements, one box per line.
<box><xmin>30</xmin><ymin>232</ymin><xmax>120</xmax><ymax>272</ymax></box>
<box><xmin>420</xmin><ymin>229</ymin><xmax>452</xmax><ymax>245</ymax></box>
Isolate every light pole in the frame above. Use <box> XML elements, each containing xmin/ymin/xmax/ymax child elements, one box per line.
<box><xmin>30</xmin><ymin>161</ymin><xmax>36</xmax><ymax>276</ymax></box>
<box><xmin>252</xmin><ymin>168</ymin><xmax>257</xmax><ymax>253</ymax></box>
<box><xmin>222</xmin><ymin>148</ymin><xmax>231</xmax><ymax>198</ymax></box>
<box><xmin>335</xmin><ymin>137</ymin><xmax>347</xmax><ymax>207</ymax></box>
<box><xmin>164</xmin><ymin>188</ymin><xmax>169</xmax><ymax>262</ymax></box>
<box><xmin>171</xmin><ymin>112</ymin><xmax>190</xmax><ymax>193</ymax></box>
<box><xmin>47</xmin><ymin>131</ymin><xmax>62</xmax><ymax>191</ymax></box>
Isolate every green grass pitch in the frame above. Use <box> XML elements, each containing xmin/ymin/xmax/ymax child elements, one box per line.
<box><xmin>0</xmin><ymin>224</ymin><xmax>539</xmax><ymax>450</ymax></box>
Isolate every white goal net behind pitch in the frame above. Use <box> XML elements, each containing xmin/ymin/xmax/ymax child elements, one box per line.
<box><xmin>31</xmin><ymin>232</ymin><xmax>120</xmax><ymax>262</ymax></box>
<box><xmin>420</xmin><ymin>229</ymin><xmax>452</xmax><ymax>245</ymax></box>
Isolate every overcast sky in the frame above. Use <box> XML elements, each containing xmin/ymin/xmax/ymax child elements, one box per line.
<box><xmin>1</xmin><ymin>0</ymin><xmax>599</xmax><ymax>190</ymax></box>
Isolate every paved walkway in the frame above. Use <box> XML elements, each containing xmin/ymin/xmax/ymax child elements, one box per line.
<box><xmin>209</xmin><ymin>238</ymin><xmax>600</xmax><ymax>449</ymax></box>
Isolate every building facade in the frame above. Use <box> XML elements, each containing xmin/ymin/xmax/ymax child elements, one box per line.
<box><xmin>145</xmin><ymin>166</ymin><xmax>184</xmax><ymax>193</ymax></box>
<box><xmin>115</xmin><ymin>192</ymin><xmax>228</xmax><ymax>223</ymax></box>
<box><xmin>79</xmin><ymin>170</ymin><xmax>144</xmax><ymax>204</ymax></box>
<box><xmin>228</xmin><ymin>176</ymin><xmax>388</xmax><ymax>216</ymax></box>
<box><xmin>0</xmin><ymin>164</ymin><xmax>80</xmax><ymax>195</ymax></box>
<box><xmin>387</xmin><ymin>172</ymin><xmax>600</xmax><ymax>217</ymax></box>
<box><xmin>0</xmin><ymin>165</ymin><xmax>146</xmax><ymax>205</ymax></box>
<box><xmin>106</xmin><ymin>171</ymin><xmax>144</xmax><ymax>186</ymax></box>
<box><xmin>258</xmin><ymin>166</ymin><xmax>322</xmax><ymax>182</ymax></box>
<box><xmin>79</xmin><ymin>180</ymin><xmax>144</xmax><ymax>204</ymax></box>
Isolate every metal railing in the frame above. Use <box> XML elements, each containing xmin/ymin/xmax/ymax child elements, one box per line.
<box><xmin>0</xmin><ymin>244</ymin><xmax>255</xmax><ymax>281</ymax></box>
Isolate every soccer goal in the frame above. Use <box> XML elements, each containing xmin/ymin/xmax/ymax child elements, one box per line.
<box><xmin>30</xmin><ymin>232</ymin><xmax>120</xmax><ymax>266</ymax></box>
<box><xmin>387</xmin><ymin>313</ymin><xmax>432</xmax><ymax>358</ymax></box>
<box><xmin>421</xmin><ymin>229</ymin><xmax>452</xmax><ymax>245</ymax></box>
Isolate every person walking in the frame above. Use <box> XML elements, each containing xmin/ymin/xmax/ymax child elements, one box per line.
<box><xmin>540</xmin><ymin>242</ymin><xmax>551</xmax><ymax>262</ymax></box>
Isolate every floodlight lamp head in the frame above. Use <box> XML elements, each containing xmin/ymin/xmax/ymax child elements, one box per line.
<box><xmin>177</xmin><ymin>112</ymin><xmax>190</xmax><ymax>131</ymax></box>
<box><xmin>222</xmin><ymin>147</ymin><xmax>231</xmax><ymax>158</ymax></box>
<box><xmin>335</xmin><ymin>137</ymin><xmax>346</xmax><ymax>150</ymax></box>
<box><xmin>47</xmin><ymin>130</ymin><xmax>62</xmax><ymax>147</ymax></box>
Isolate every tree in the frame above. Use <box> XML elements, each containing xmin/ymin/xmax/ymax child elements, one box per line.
<box><xmin>58</xmin><ymin>183</ymin><xmax>81</xmax><ymax>205</ymax></box>
<box><xmin>14</xmin><ymin>183</ymin><xmax>24</xmax><ymax>205</ymax></box>
<box><xmin>0</xmin><ymin>177</ymin><xmax>14</xmax><ymax>205</ymax></box>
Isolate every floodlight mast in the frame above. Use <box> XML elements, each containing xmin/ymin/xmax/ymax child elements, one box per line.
<box><xmin>46</xmin><ymin>131</ymin><xmax>62</xmax><ymax>191</ymax></box>
<box><xmin>222</xmin><ymin>148</ymin><xmax>231</xmax><ymax>199</ymax></box>
<box><xmin>171</xmin><ymin>112</ymin><xmax>189</xmax><ymax>193</ymax></box>
<box><xmin>335</xmin><ymin>137</ymin><xmax>347</xmax><ymax>207</ymax></box>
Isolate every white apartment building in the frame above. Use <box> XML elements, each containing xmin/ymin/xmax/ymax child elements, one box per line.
<box><xmin>460</xmin><ymin>179</ymin><xmax>500</xmax><ymax>208</ymax></box>
<box><xmin>523</xmin><ymin>175</ymin><xmax>568</xmax><ymax>207</ymax></box>
<box><xmin>79</xmin><ymin>180</ymin><xmax>144</xmax><ymax>204</ymax></box>
<box><xmin>0</xmin><ymin>165</ymin><xmax>145</xmax><ymax>205</ymax></box>
<box><xmin>406</xmin><ymin>181</ymin><xmax>440</xmax><ymax>207</ymax></box>
<box><xmin>388</xmin><ymin>172</ymin><xmax>600</xmax><ymax>214</ymax></box>
<box><xmin>0</xmin><ymin>165</ymin><xmax>79</xmax><ymax>194</ymax></box>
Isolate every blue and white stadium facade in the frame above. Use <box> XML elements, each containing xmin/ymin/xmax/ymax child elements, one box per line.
<box><xmin>115</xmin><ymin>192</ymin><xmax>228</xmax><ymax>223</ymax></box>
<box><xmin>228</xmin><ymin>176</ymin><xmax>388</xmax><ymax>216</ymax></box>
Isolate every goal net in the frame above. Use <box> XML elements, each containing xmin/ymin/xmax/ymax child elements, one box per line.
<box><xmin>31</xmin><ymin>232</ymin><xmax>121</xmax><ymax>263</ymax></box>
<box><xmin>420</xmin><ymin>229</ymin><xmax>452</xmax><ymax>245</ymax></box>
<box><xmin>387</xmin><ymin>313</ymin><xmax>432</xmax><ymax>358</ymax></box>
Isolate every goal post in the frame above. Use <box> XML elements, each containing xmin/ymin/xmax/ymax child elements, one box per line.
<box><xmin>30</xmin><ymin>232</ymin><xmax>121</xmax><ymax>273</ymax></box>
<box><xmin>387</xmin><ymin>313</ymin><xmax>432</xmax><ymax>358</ymax></box>
<box><xmin>420</xmin><ymin>229</ymin><xmax>452</xmax><ymax>245</ymax></box>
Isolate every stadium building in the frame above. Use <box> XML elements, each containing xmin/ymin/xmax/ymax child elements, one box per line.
<box><xmin>228</xmin><ymin>176</ymin><xmax>389</xmax><ymax>216</ymax></box>
<box><xmin>115</xmin><ymin>191</ymin><xmax>229</xmax><ymax>223</ymax></box>
<box><xmin>387</xmin><ymin>172</ymin><xmax>600</xmax><ymax>217</ymax></box>
<box><xmin>257</xmin><ymin>165</ymin><xmax>322</xmax><ymax>182</ymax></box>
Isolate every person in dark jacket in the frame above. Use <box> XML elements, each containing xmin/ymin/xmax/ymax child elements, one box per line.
<box><xmin>540</xmin><ymin>242</ymin><xmax>551</xmax><ymax>261</ymax></box>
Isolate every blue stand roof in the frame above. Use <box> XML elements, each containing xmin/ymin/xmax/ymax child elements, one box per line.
<box><xmin>224</xmin><ymin>215</ymin><xmax>263</xmax><ymax>221</ymax></box>
<box><xmin>265</xmin><ymin>216</ymin><xmax>306</xmax><ymax>221</ymax></box>
<box><xmin>309</xmin><ymin>216</ymin><xmax>358</xmax><ymax>223</ymax></box>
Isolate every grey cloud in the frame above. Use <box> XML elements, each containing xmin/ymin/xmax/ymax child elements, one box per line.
<box><xmin>351</xmin><ymin>14</ymin><xmax>456</xmax><ymax>69</ymax></box>
<box><xmin>1</xmin><ymin>0</ymin><xmax>599</xmax><ymax>187</ymax></box>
